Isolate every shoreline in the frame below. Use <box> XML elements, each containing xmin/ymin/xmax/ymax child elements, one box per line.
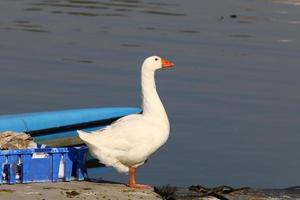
<box><xmin>0</xmin><ymin>181</ymin><xmax>161</xmax><ymax>200</ymax></box>
<box><xmin>1</xmin><ymin>181</ymin><xmax>300</xmax><ymax>200</ymax></box>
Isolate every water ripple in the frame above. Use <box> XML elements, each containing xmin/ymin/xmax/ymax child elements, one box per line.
<box><xmin>121</xmin><ymin>43</ymin><xmax>140</xmax><ymax>47</ymax></box>
<box><xmin>143</xmin><ymin>10</ymin><xmax>186</xmax><ymax>16</ymax></box>
<box><xmin>178</xmin><ymin>30</ymin><xmax>200</xmax><ymax>34</ymax></box>
<box><xmin>27</xmin><ymin>0</ymin><xmax>185</xmax><ymax>18</ymax></box>
<box><xmin>67</xmin><ymin>11</ymin><xmax>99</xmax><ymax>16</ymax></box>
<box><xmin>273</xmin><ymin>0</ymin><xmax>300</xmax><ymax>6</ymax></box>
<box><xmin>13</xmin><ymin>20</ymin><xmax>49</xmax><ymax>33</ymax></box>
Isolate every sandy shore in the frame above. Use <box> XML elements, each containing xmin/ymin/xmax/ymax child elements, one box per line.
<box><xmin>0</xmin><ymin>181</ymin><xmax>162</xmax><ymax>200</ymax></box>
<box><xmin>2</xmin><ymin>181</ymin><xmax>300</xmax><ymax>200</ymax></box>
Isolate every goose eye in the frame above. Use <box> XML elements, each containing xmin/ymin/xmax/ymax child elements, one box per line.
<box><xmin>155</xmin><ymin>58</ymin><xmax>159</xmax><ymax>61</ymax></box>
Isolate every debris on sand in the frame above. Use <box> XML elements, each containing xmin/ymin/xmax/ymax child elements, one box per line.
<box><xmin>0</xmin><ymin>131</ymin><xmax>35</xmax><ymax>150</ymax></box>
<box><xmin>0</xmin><ymin>189</ymin><xmax>16</xmax><ymax>193</ymax></box>
<box><xmin>65</xmin><ymin>190</ymin><xmax>81</xmax><ymax>198</ymax></box>
<box><xmin>154</xmin><ymin>184</ymin><xmax>300</xmax><ymax>200</ymax></box>
<box><xmin>154</xmin><ymin>185</ymin><xmax>177</xmax><ymax>200</ymax></box>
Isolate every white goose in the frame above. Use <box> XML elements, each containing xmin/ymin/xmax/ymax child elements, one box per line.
<box><xmin>77</xmin><ymin>56</ymin><xmax>174</xmax><ymax>188</ymax></box>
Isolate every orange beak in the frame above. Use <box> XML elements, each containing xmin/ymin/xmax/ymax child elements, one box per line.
<box><xmin>161</xmin><ymin>58</ymin><xmax>174</xmax><ymax>68</ymax></box>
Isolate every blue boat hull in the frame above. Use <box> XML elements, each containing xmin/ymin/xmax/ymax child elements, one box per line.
<box><xmin>0</xmin><ymin>107</ymin><xmax>141</xmax><ymax>146</ymax></box>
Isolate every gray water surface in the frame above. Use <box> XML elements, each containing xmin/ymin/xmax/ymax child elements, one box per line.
<box><xmin>1</xmin><ymin>0</ymin><xmax>300</xmax><ymax>188</ymax></box>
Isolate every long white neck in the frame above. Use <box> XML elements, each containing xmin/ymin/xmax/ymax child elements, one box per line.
<box><xmin>141</xmin><ymin>67</ymin><xmax>169</xmax><ymax>124</ymax></box>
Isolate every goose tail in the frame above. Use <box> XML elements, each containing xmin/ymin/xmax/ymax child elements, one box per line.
<box><xmin>77</xmin><ymin>130</ymin><xmax>93</xmax><ymax>143</ymax></box>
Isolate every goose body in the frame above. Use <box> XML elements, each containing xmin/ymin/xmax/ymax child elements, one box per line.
<box><xmin>77</xmin><ymin>56</ymin><xmax>174</xmax><ymax>188</ymax></box>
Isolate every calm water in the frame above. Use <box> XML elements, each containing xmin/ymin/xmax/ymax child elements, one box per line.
<box><xmin>1</xmin><ymin>0</ymin><xmax>300</xmax><ymax>188</ymax></box>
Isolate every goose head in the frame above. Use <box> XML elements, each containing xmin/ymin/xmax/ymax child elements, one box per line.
<box><xmin>142</xmin><ymin>56</ymin><xmax>174</xmax><ymax>72</ymax></box>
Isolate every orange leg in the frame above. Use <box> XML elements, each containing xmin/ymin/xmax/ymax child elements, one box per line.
<box><xmin>128</xmin><ymin>166</ymin><xmax>152</xmax><ymax>189</ymax></box>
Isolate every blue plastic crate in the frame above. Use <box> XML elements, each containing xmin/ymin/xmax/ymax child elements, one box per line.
<box><xmin>0</xmin><ymin>146</ymin><xmax>88</xmax><ymax>184</ymax></box>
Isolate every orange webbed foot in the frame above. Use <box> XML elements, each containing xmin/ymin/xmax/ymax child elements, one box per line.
<box><xmin>127</xmin><ymin>183</ymin><xmax>152</xmax><ymax>189</ymax></box>
<box><xmin>128</xmin><ymin>166</ymin><xmax>152</xmax><ymax>189</ymax></box>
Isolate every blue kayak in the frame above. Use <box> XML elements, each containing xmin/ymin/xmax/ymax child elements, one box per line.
<box><xmin>0</xmin><ymin>107</ymin><xmax>141</xmax><ymax>146</ymax></box>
